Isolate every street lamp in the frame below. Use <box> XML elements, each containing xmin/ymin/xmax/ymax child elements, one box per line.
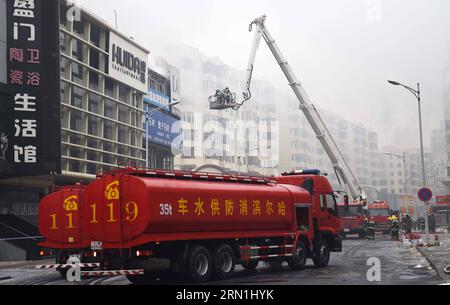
<box><xmin>388</xmin><ymin>80</ymin><xmax>429</xmax><ymax>242</ymax></box>
<box><xmin>145</xmin><ymin>101</ymin><xmax>180</xmax><ymax>169</ymax></box>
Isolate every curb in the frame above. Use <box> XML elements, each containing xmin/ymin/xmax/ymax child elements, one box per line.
<box><xmin>415</xmin><ymin>246</ymin><xmax>447</xmax><ymax>283</ymax></box>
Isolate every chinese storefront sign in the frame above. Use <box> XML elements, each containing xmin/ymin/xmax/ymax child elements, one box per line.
<box><xmin>0</xmin><ymin>0</ymin><xmax>61</xmax><ymax>177</ymax></box>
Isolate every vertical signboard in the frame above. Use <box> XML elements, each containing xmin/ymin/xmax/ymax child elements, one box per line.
<box><xmin>0</xmin><ymin>0</ymin><xmax>61</xmax><ymax>178</ymax></box>
<box><xmin>0</xmin><ymin>0</ymin><xmax>6</xmax><ymax>84</ymax></box>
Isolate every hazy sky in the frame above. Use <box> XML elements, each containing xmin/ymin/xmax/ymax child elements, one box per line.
<box><xmin>80</xmin><ymin>0</ymin><xmax>450</xmax><ymax>148</ymax></box>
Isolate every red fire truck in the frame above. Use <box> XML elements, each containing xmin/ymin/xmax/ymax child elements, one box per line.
<box><xmin>336</xmin><ymin>202</ymin><xmax>365</xmax><ymax>238</ymax></box>
<box><xmin>367</xmin><ymin>201</ymin><xmax>392</xmax><ymax>234</ymax></box>
<box><xmin>38</xmin><ymin>167</ymin><xmax>342</xmax><ymax>283</ymax></box>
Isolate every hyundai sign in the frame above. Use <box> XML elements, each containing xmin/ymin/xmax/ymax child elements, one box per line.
<box><xmin>109</xmin><ymin>31</ymin><xmax>148</xmax><ymax>92</ymax></box>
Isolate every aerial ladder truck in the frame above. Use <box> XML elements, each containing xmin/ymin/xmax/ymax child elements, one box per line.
<box><xmin>209</xmin><ymin>15</ymin><xmax>366</xmax><ymax>203</ymax></box>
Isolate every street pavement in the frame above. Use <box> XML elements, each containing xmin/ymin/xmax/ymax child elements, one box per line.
<box><xmin>0</xmin><ymin>235</ymin><xmax>445</xmax><ymax>285</ymax></box>
<box><xmin>416</xmin><ymin>234</ymin><xmax>450</xmax><ymax>284</ymax></box>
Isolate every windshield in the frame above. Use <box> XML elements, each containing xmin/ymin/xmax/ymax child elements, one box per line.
<box><xmin>337</xmin><ymin>206</ymin><xmax>363</xmax><ymax>217</ymax></box>
<box><xmin>367</xmin><ymin>209</ymin><xmax>390</xmax><ymax>217</ymax></box>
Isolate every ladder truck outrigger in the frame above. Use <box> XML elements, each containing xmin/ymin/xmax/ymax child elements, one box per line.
<box><xmin>209</xmin><ymin>15</ymin><xmax>367</xmax><ymax>204</ymax></box>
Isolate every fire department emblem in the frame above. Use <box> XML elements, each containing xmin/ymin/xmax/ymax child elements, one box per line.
<box><xmin>0</xmin><ymin>133</ymin><xmax>8</xmax><ymax>161</ymax></box>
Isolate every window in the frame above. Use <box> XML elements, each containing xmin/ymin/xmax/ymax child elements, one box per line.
<box><xmin>60</xmin><ymin>57</ymin><xmax>68</xmax><ymax>79</ymax></box>
<box><xmin>130</xmin><ymin>131</ymin><xmax>136</xmax><ymax>146</ymax></box>
<box><xmin>69</xmin><ymin>133</ymin><xmax>82</xmax><ymax>145</ymax></box>
<box><xmin>69</xmin><ymin>146</ymin><xmax>82</xmax><ymax>159</ymax></box>
<box><xmin>89</xmin><ymin>71</ymin><xmax>99</xmax><ymax>91</ymax></box>
<box><xmin>87</xmin><ymin>139</ymin><xmax>99</xmax><ymax>149</ymax></box>
<box><xmin>104</xmin><ymin>99</ymin><xmax>115</xmax><ymax>119</ymax></box>
<box><xmin>69</xmin><ymin>161</ymin><xmax>80</xmax><ymax>173</ymax></box>
<box><xmin>71</xmin><ymin>63</ymin><xmax>83</xmax><ymax>85</ymax></box>
<box><xmin>59</xmin><ymin>4</ymin><xmax>68</xmax><ymax>27</ymax></box>
<box><xmin>90</xmin><ymin>23</ymin><xmax>101</xmax><ymax>47</ymax></box>
<box><xmin>71</xmin><ymin>87</ymin><xmax>83</xmax><ymax>109</ymax></box>
<box><xmin>320</xmin><ymin>195</ymin><xmax>326</xmax><ymax>211</ymax></box>
<box><xmin>59</xmin><ymin>32</ymin><xmax>66</xmax><ymax>53</ymax></box>
<box><xmin>86</xmin><ymin>163</ymin><xmax>98</xmax><ymax>175</ymax></box>
<box><xmin>103</xmin><ymin>121</ymin><xmax>114</xmax><ymax>140</ymax></box>
<box><xmin>105</xmin><ymin>78</ymin><xmax>114</xmax><ymax>98</ymax></box>
<box><xmin>88</xmin><ymin>93</ymin><xmax>100</xmax><ymax>114</ymax></box>
<box><xmin>118</xmin><ymin>126</ymin><xmax>128</xmax><ymax>144</ymax></box>
<box><xmin>73</xmin><ymin>17</ymin><xmax>85</xmax><ymax>37</ymax></box>
<box><xmin>89</xmin><ymin>49</ymin><xmax>100</xmax><ymax>70</ymax></box>
<box><xmin>70</xmin><ymin>111</ymin><xmax>83</xmax><ymax>132</ymax></box>
<box><xmin>326</xmin><ymin>194</ymin><xmax>337</xmax><ymax>215</ymax></box>
<box><xmin>119</xmin><ymin>85</ymin><xmax>130</xmax><ymax>103</ymax></box>
<box><xmin>88</xmin><ymin>117</ymin><xmax>99</xmax><ymax>136</ymax></box>
<box><xmin>118</xmin><ymin>145</ymin><xmax>127</xmax><ymax>156</ymax></box>
<box><xmin>118</xmin><ymin>105</ymin><xmax>129</xmax><ymax>123</ymax></box>
<box><xmin>72</xmin><ymin>39</ymin><xmax>84</xmax><ymax>62</ymax></box>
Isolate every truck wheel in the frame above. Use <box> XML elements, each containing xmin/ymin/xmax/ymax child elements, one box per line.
<box><xmin>313</xmin><ymin>238</ymin><xmax>330</xmax><ymax>268</ymax></box>
<box><xmin>187</xmin><ymin>245</ymin><xmax>212</xmax><ymax>283</ymax></box>
<box><xmin>287</xmin><ymin>241</ymin><xmax>307</xmax><ymax>271</ymax></box>
<box><xmin>212</xmin><ymin>244</ymin><xmax>235</xmax><ymax>280</ymax></box>
<box><xmin>241</xmin><ymin>259</ymin><xmax>259</xmax><ymax>271</ymax></box>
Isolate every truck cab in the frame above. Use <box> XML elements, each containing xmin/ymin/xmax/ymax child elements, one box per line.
<box><xmin>367</xmin><ymin>201</ymin><xmax>392</xmax><ymax>234</ymax></box>
<box><xmin>274</xmin><ymin>170</ymin><xmax>342</xmax><ymax>254</ymax></box>
<box><xmin>337</xmin><ymin>202</ymin><xmax>365</xmax><ymax>238</ymax></box>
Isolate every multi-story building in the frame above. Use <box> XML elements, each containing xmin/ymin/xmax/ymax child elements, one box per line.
<box><xmin>59</xmin><ymin>3</ymin><xmax>149</xmax><ymax>178</ymax></box>
<box><xmin>431</xmin><ymin>125</ymin><xmax>447</xmax><ymax>196</ymax></box>
<box><xmin>444</xmin><ymin>52</ymin><xmax>450</xmax><ymax>195</ymax></box>
<box><xmin>162</xmin><ymin>45</ymin><xmax>279</xmax><ymax>176</ymax></box>
<box><xmin>144</xmin><ymin>56</ymin><xmax>182</xmax><ymax>170</ymax></box>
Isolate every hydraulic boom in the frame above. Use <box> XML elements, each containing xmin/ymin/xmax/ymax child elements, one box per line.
<box><xmin>209</xmin><ymin>15</ymin><xmax>366</xmax><ymax>201</ymax></box>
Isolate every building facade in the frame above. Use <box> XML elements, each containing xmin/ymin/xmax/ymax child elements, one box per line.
<box><xmin>162</xmin><ymin>45</ymin><xmax>279</xmax><ymax>176</ymax></box>
<box><xmin>444</xmin><ymin>51</ymin><xmax>450</xmax><ymax>195</ymax></box>
<box><xmin>144</xmin><ymin>57</ymin><xmax>182</xmax><ymax>170</ymax></box>
<box><xmin>59</xmin><ymin>2</ymin><xmax>149</xmax><ymax>179</ymax></box>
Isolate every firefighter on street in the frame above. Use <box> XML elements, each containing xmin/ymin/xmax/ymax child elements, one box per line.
<box><xmin>417</xmin><ymin>216</ymin><xmax>426</xmax><ymax>233</ymax></box>
<box><xmin>389</xmin><ymin>215</ymin><xmax>400</xmax><ymax>241</ymax></box>
<box><xmin>367</xmin><ymin>218</ymin><xmax>376</xmax><ymax>240</ymax></box>
<box><xmin>359</xmin><ymin>217</ymin><xmax>369</xmax><ymax>239</ymax></box>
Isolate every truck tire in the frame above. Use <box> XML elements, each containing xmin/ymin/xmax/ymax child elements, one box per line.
<box><xmin>187</xmin><ymin>245</ymin><xmax>212</xmax><ymax>283</ymax></box>
<box><xmin>241</xmin><ymin>259</ymin><xmax>259</xmax><ymax>271</ymax></box>
<box><xmin>313</xmin><ymin>238</ymin><xmax>330</xmax><ymax>268</ymax></box>
<box><xmin>287</xmin><ymin>241</ymin><xmax>307</xmax><ymax>271</ymax></box>
<box><xmin>212</xmin><ymin>244</ymin><xmax>235</xmax><ymax>280</ymax></box>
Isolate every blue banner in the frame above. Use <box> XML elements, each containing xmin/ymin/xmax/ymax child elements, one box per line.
<box><xmin>145</xmin><ymin>106</ymin><xmax>181</xmax><ymax>148</ymax></box>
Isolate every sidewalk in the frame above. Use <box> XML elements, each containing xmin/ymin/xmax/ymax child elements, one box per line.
<box><xmin>415</xmin><ymin>234</ymin><xmax>450</xmax><ymax>283</ymax></box>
